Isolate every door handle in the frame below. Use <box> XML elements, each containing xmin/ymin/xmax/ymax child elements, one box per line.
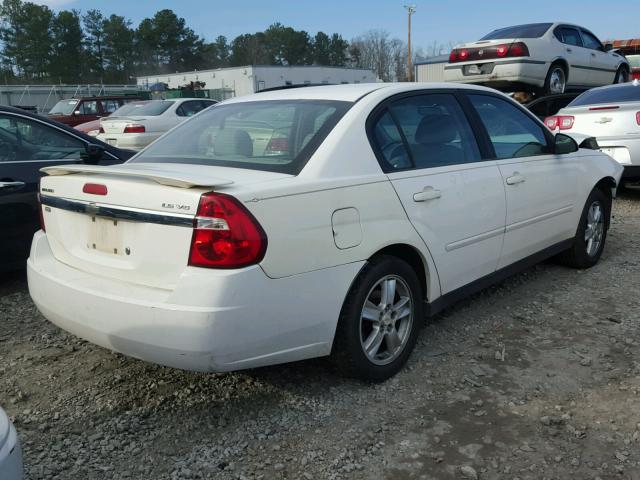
<box><xmin>505</xmin><ymin>173</ymin><xmax>525</xmax><ymax>186</ymax></box>
<box><xmin>566</xmin><ymin>48</ymin><xmax>572</xmax><ymax>53</ymax></box>
<box><xmin>413</xmin><ymin>186</ymin><xmax>442</xmax><ymax>202</ymax></box>
<box><xmin>0</xmin><ymin>181</ymin><xmax>26</xmax><ymax>191</ymax></box>
<box><xmin>591</xmin><ymin>52</ymin><xmax>596</xmax><ymax>57</ymax></box>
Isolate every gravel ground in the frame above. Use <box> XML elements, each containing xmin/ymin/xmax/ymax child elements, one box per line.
<box><xmin>2</xmin><ymin>188</ymin><xmax>640</xmax><ymax>480</ymax></box>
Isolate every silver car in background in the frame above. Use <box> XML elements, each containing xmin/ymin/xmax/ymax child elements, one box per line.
<box><xmin>545</xmin><ymin>80</ymin><xmax>640</xmax><ymax>181</ymax></box>
<box><xmin>0</xmin><ymin>406</ymin><xmax>23</xmax><ymax>479</ymax></box>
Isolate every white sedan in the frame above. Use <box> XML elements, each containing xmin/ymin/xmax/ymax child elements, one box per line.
<box><xmin>97</xmin><ymin>98</ymin><xmax>217</xmax><ymax>151</ymax></box>
<box><xmin>545</xmin><ymin>80</ymin><xmax>640</xmax><ymax>181</ymax></box>
<box><xmin>0</xmin><ymin>407</ymin><xmax>23</xmax><ymax>480</ymax></box>
<box><xmin>445</xmin><ymin>22</ymin><xmax>629</xmax><ymax>94</ymax></box>
<box><xmin>28</xmin><ymin>83</ymin><xmax>622</xmax><ymax>381</ymax></box>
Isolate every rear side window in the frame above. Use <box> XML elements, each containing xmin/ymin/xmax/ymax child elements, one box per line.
<box><xmin>78</xmin><ymin>101</ymin><xmax>99</xmax><ymax>115</ymax></box>
<box><xmin>132</xmin><ymin>100</ymin><xmax>352</xmax><ymax>174</ymax></box>
<box><xmin>122</xmin><ymin>101</ymin><xmax>173</xmax><ymax>116</ymax></box>
<box><xmin>176</xmin><ymin>100</ymin><xmax>208</xmax><ymax>117</ymax></box>
<box><xmin>555</xmin><ymin>27</ymin><xmax>583</xmax><ymax>47</ymax></box>
<box><xmin>480</xmin><ymin>23</ymin><xmax>552</xmax><ymax>40</ymax></box>
<box><xmin>469</xmin><ymin>94</ymin><xmax>549</xmax><ymax>159</ymax></box>
<box><xmin>569</xmin><ymin>85</ymin><xmax>640</xmax><ymax>106</ymax></box>
<box><xmin>100</xmin><ymin>99</ymin><xmax>120</xmax><ymax>114</ymax></box>
<box><xmin>371</xmin><ymin>93</ymin><xmax>481</xmax><ymax>171</ymax></box>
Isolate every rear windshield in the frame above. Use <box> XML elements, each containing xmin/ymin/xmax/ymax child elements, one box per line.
<box><xmin>131</xmin><ymin>100</ymin><xmax>352</xmax><ymax>174</ymax></box>
<box><xmin>569</xmin><ymin>84</ymin><xmax>640</xmax><ymax>107</ymax></box>
<box><xmin>49</xmin><ymin>99</ymin><xmax>78</xmax><ymax>115</ymax></box>
<box><xmin>481</xmin><ymin>23</ymin><xmax>552</xmax><ymax>40</ymax></box>
<box><xmin>114</xmin><ymin>101</ymin><xmax>172</xmax><ymax>116</ymax></box>
<box><xmin>627</xmin><ymin>55</ymin><xmax>640</xmax><ymax>68</ymax></box>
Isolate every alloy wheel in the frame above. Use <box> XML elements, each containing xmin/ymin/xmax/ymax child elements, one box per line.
<box><xmin>549</xmin><ymin>68</ymin><xmax>566</xmax><ymax>94</ymax></box>
<box><xmin>584</xmin><ymin>201</ymin><xmax>604</xmax><ymax>257</ymax></box>
<box><xmin>359</xmin><ymin>275</ymin><xmax>413</xmax><ymax>366</ymax></box>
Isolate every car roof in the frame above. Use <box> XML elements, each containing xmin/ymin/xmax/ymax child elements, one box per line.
<box><xmin>222</xmin><ymin>82</ymin><xmax>495</xmax><ymax>104</ymax></box>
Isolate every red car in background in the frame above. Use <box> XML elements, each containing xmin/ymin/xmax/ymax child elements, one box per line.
<box><xmin>47</xmin><ymin>96</ymin><xmax>142</xmax><ymax>127</ymax></box>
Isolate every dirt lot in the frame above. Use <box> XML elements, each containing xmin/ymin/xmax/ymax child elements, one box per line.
<box><xmin>1</xmin><ymin>188</ymin><xmax>640</xmax><ymax>480</ymax></box>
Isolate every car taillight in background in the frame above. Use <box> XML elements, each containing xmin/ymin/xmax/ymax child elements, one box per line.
<box><xmin>449</xmin><ymin>42</ymin><xmax>530</xmax><ymax>63</ymax></box>
<box><xmin>265</xmin><ymin>136</ymin><xmax>289</xmax><ymax>155</ymax></box>
<box><xmin>188</xmin><ymin>192</ymin><xmax>267</xmax><ymax>269</ymax></box>
<box><xmin>632</xmin><ymin>69</ymin><xmax>640</xmax><ymax>81</ymax></box>
<box><xmin>544</xmin><ymin>115</ymin><xmax>575</xmax><ymax>131</ymax></box>
<box><xmin>123</xmin><ymin>124</ymin><xmax>145</xmax><ymax>133</ymax></box>
<box><xmin>636</xmin><ymin>112</ymin><xmax>640</xmax><ymax>125</ymax></box>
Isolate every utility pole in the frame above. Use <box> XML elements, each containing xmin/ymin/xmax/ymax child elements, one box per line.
<box><xmin>404</xmin><ymin>5</ymin><xmax>416</xmax><ymax>82</ymax></box>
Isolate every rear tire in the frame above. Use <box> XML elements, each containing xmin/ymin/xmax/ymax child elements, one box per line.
<box><xmin>543</xmin><ymin>63</ymin><xmax>567</xmax><ymax>95</ymax></box>
<box><xmin>557</xmin><ymin>188</ymin><xmax>610</xmax><ymax>268</ymax></box>
<box><xmin>331</xmin><ymin>255</ymin><xmax>423</xmax><ymax>382</ymax></box>
<box><xmin>614</xmin><ymin>66</ymin><xmax>629</xmax><ymax>84</ymax></box>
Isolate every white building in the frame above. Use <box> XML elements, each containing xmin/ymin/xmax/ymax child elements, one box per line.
<box><xmin>137</xmin><ymin>65</ymin><xmax>379</xmax><ymax>98</ymax></box>
<box><xmin>414</xmin><ymin>55</ymin><xmax>449</xmax><ymax>83</ymax></box>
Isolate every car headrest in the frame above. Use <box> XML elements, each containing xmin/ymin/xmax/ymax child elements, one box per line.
<box><xmin>415</xmin><ymin>114</ymin><xmax>457</xmax><ymax>144</ymax></box>
<box><xmin>214</xmin><ymin>128</ymin><xmax>253</xmax><ymax>157</ymax></box>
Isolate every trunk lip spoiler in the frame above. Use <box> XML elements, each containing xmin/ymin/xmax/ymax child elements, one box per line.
<box><xmin>40</xmin><ymin>195</ymin><xmax>194</xmax><ymax>227</ymax></box>
<box><xmin>40</xmin><ymin>164</ymin><xmax>234</xmax><ymax>188</ymax></box>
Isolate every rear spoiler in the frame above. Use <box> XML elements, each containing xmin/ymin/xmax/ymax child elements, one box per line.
<box><xmin>41</xmin><ymin>163</ymin><xmax>234</xmax><ymax>188</ymax></box>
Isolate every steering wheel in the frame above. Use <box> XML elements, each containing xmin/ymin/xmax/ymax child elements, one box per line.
<box><xmin>382</xmin><ymin>141</ymin><xmax>411</xmax><ymax>169</ymax></box>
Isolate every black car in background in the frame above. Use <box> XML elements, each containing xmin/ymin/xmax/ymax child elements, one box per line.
<box><xmin>525</xmin><ymin>92</ymin><xmax>581</xmax><ymax>120</ymax></box>
<box><xmin>0</xmin><ymin>106</ymin><xmax>134</xmax><ymax>272</ymax></box>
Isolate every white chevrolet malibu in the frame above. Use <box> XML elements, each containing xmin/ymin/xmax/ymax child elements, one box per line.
<box><xmin>28</xmin><ymin>84</ymin><xmax>623</xmax><ymax>381</ymax></box>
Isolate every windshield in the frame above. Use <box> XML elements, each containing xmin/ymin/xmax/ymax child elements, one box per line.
<box><xmin>131</xmin><ymin>100</ymin><xmax>352</xmax><ymax>174</ymax></box>
<box><xmin>481</xmin><ymin>23</ymin><xmax>552</xmax><ymax>40</ymax></box>
<box><xmin>49</xmin><ymin>99</ymin><xmax>78</xmax><ymax>115</ymax></box>
<box><xmin>113</xmin><ymin>100</ymin><xmax>173</xmax><ymax>117</ymax></box>
<box><xmin>569</xmin><ymin>84</ymin><xmax>640</xmax><ymax>107</ymax></box>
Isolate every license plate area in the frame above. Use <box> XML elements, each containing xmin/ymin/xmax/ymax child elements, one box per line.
<box><xmin>88</xmin><ymin>216</ymin><xmax>125</xmax><ymax>255</ymax></box>
<box><xmin>464</xmin><ymin>63</ymin><xmax>494</xmax><ymax>76</ymax></box>
<box><xmin>105</xmin><ymin>138</ymin><xmax>117</xmax><ymax>146</ymax></box>
<box><xmin>600</xmin><ymin>147</ymin><xmax>631</xmax><ymax>165</ymax></box>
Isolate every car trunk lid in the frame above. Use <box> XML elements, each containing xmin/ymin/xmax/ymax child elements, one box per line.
<box><xmin>39</xmin><ymin>163</ymin><xmax>289</xmax><ymax>290</ymax></box>
<box><xmin>559</xmin><ymin>103</ymin><xmax>640</xmax><ymax>138</ymax></box>
<box><xmin>100</xmin><ymin>116</ymin><xmax>148</xmax><ymax>134</ymax></box>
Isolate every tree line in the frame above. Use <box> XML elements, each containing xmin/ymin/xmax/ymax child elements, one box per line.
<box><xmin>0</xmin><ymin>0</ymin><xmax>445</xmax><ymax>85</ymax></box>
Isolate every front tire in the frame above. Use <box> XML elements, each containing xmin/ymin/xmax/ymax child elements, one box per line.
<box><xmin>557</xmin><ymin>188</ymin><xmax>610</xmax><ymax>268</ymax></box>
<box><xmin>331</xmin><ymin>255</ymin><xmax>423</xmax><ymax>382</ymax></box>
<box><xmin>543</xmin><ymin>63</ymin><xmax>567</xmax><ymax>95</ymax></box>
<box><xmin>614</xmin><ymin>66</ymin><xmax>629</xmax><ymax>84</ymax></box>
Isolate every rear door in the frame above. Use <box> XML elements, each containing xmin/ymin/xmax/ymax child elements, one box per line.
<box><xmin>0</xmin><ymin>113</ymin><xmax>93</xmax><ymax>268</ymax></box>
<box><xmin>554</xmin><ymin>26</ymin><xmax>592</xmax><ymax>86</ymax></box>
<box><xmin>370</xmin><ymin>92</ymin><xmax>506</xmax><ymax>294</ymax></box>
<box><xmin>466</xmin><ymin>93</ymin><xmax>579</xmax><ymax>269</ymax></box>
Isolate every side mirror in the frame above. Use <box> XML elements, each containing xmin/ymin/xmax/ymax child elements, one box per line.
<box><xmin>604</xmin><ymin>43</ymin><xmax>613</xmax><ymax>52</ymax></box>
<box><xmin>73</xmin><ymin>110</ymin><xmax>81</xmax><ymax>116</ymax></box>
<box><xmin>554</xmin><ymin>133</ymin><xmax>579</xmax><ymax>155</ymax></box>
<box><xmin>81</xmin><ymin>144</ymin><xmax>105</xmax><ymax>164</ymax></box>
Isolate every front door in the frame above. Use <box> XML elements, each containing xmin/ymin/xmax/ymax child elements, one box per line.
<box><xmin>465</xmin><ymin>93</ymin><xmax>579</xmax><ymax>269</ymax></box>
<box><xmin>0</xmin><ymin>113</ymin><xmax>90</xmax><ymax>269</ymax></box>
<box><xmin>370</xmin><ymin>92</ymin><xmax>506</xmax><ymax>294</ymax></box>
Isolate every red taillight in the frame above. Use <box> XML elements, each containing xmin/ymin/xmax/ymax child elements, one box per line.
<box><xmin>636</xmin><ymin>112</ymin><xmax>640</xmax><ymax>125</ymax></box>
<box><xmin>82</xmin><ymin>183</ymin><xmax>108</xmax><ymax>195</ymax></box>
<box><xmin>496</xmin><ymin>45</ymin><xmax>508</xmax><ymax>57</ymax></box>
<box><xmin>459</xmin><ymin>49</ymin><xmax>469</xmax><ymax>61</ymax></box>
<box><xmin>449</xmin><ymin>50</ymin><xmax>458</xmax><ymax>63</ymax></box>
<box><xmin>589</xmin><ymin>106</ymin><xmax>620</xmax><ymax>111</ymax></box>
<box><xmin>508</xmin><ymin>42</ymin><xmax>528</xmax><ymax>57</ymax></box>
<box><xmin>265</xmin><ymin>137</ymin><xmax>289</xmax><ymax>154</ymax></box>
<box><xmin>188</xmin><ymin>192</ymin><xmax>267</xmax><ymax>269</ymax></box>
<box><xmin>544</xmin><ymin>115</ymin><xmax>574</xmax><ymax>131</ymax></box>
<box><xmin>449</xmin><ymin>42</ymin><xmax>529</xmax><ymax>63</ymax></box>
<box><xmin>123</xmin><ymin>124</ymin><xmax>145</xmax><ymax>133</ymax></box>
<box><xmin>99</xmin><ymin>126</ymin><xmax>105</xmax><ymax>134</ymax></box>
<box><xmin>632</xmin><ymin>72</ymin><xmax>640</xmax><ymax>81</ymax></box>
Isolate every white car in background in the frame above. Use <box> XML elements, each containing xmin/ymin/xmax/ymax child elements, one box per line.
<box><xmin>545</xmin><ymin>80</ymin><xmax>640</xmax><ymax>181</ymax></box>
<box><xmin>28</xmin><ymin>83</ymin><xmax>622</xmax><ymax>381</ymax></box>
<box><xmin>445</xmin><ymin>22</ymin><xmax>629</xmax><ymax>94</ymax></box>
<box><xmin>97</xmin><ymin>98</ymin><xmax>217</xmax><ymax>151</ymax></box>
<box><xmin>0</xmin><ymin>406</ymin><xmax>24</xmax><ymax>479</ymax></box>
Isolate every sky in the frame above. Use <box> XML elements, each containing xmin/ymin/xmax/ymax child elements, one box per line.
<box><xmin>30</xmin><ymin>0</ymin><xmax>640</xmax><ymax>52</ymax></box>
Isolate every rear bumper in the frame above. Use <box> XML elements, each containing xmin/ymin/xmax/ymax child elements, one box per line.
<box><xmin>597</xmin><ymin>136</ymin><xmax>640</xmax><ymax>175</ymax></box>
<box><xmin>444</xmin><ymin>59</ymin><xmax>548</xmax><ymax>88</ymax></box>
<box><xmin>96</xmin><ymin>132</ymin><xmax>161</xmax><ymax>151</ymax></box>
<box><xmin>27</xmin><ymin>231</ymin><xmax>362</xmax><ymax>372</ymax></box>
<box><xmin>0</xmin><ymin>422</ymin><xmax>23</xmax><ymax>480</ymax></box>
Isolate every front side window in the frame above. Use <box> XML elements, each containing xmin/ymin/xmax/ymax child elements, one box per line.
<box><xmin>100</xmin><ymin>99</ymin><xmax>120</xmax><ymax>114</ymax></box>
<box><xmin>0</xmin><ymin>114</ymin><xmax>86</xmax><ymax>162</ymax></box>
<box><xmin>372</xmin><ymin>93</ymin><xmax>481</xmax><ymax>171</ymax></box>
<box><xmin>48</xmin><ymin>99</ymin><xmax>78</xmax><ymax>116</ymax></box>
<box><xmin>468</xmin><ymin>94</ymin><xmax>549</xmax><ymax>159</ymax></box>
<box><xmin>176</xmin><ymin>100</ymin><xmax>208</xmax><ymax>117</ymax></box>
<box><xmin>132</xmin><ymin>100</ymin><xmax>351</xmax><ymax>174</ymax></box>
<box><xmin>581</xmin><ymin>30</ymin><xmax>603</xmax><ymax>51</ymax></box>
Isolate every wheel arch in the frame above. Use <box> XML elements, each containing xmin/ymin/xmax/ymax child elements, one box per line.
<box><xmin>594</xmin><ymin>176</ymin><xmax>616</xmax><ymax>229</ymax></box>
<box><xmin>549</xmin><ymin>57</ymin><xmax>569</xmax><ymax>80</ymax></box>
